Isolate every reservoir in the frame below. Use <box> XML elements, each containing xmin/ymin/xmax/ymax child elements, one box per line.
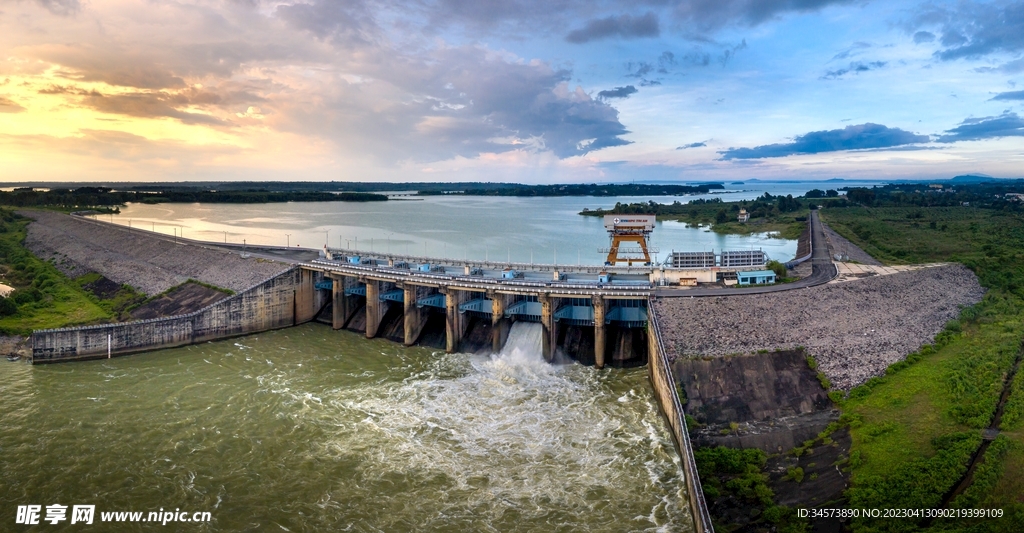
<box><xmin>109</xmin><ymin>194</ymin><xmax>800</xmax><ymax>264</ymax></box>
<box><xmin>2</xmin><ymin>323</ymin><xmax>691</xmax><ymax>531</ymax></box>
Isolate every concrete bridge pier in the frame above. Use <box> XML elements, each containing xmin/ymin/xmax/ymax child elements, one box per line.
<box><xmin>403</xmin><ymin>284</ymin><xmax>429</xmax><ymax>346</ymax></box>
<box><xmin>539</xmin><ymin>294</ymin><xmax>557</xmax><ymax>362</ymax></box>
<box><xmin>593</xmin><ymin>295</ymin><xmax>607</xmax><ymax>369</ymax></box>
<box><xmin>362</xmin><ymin>278</ymin><xmax>388</xmax><ymax>339</ymax></box>
<box><xmin>331</xmin><ymin>275</ymin><xmax>359</xmax><ymax>330</ymax></box>
<box><xmin>443</xmin><ymin>288</ymin><xmax>470</xmax><ymax>353</ymax></box>
<box><xmin>488</xmin><ymin>291</ymin><xmax>511</xmax><ymax>353</ymax></box>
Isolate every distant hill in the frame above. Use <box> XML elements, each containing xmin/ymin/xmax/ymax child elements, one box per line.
<box><xmin>950</xmin><ymin>174</ymin><xmax>997</xmax><ymax>183</ymax></box>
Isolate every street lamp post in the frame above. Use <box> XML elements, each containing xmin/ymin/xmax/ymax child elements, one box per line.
<box><xmin>285</xmin><ymin>234</ymin><xmax>291</xmax><ymax>248</ymax></box>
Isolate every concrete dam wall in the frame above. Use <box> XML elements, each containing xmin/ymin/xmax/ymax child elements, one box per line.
<box><xmin>31</xmin><ymin>267</ymin><xmax>327</xmax><ymax>363</ymax></box>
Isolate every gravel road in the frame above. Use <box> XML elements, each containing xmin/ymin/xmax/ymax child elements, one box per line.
<box><xmin>654</xmin><ymin>264</ymin><xmax>984</xmax><ymax>389</ymax></box>
<box><xmin>22</xmin><ymin>211</ymin><xmax>291</xmax><ymax>295</ymax></box>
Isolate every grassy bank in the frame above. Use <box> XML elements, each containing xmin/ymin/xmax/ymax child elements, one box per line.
<box><xmin>820</xmin><ymin>205</ymin><xmax>1024</xmax><ymax>532</ymax></box>
<box><xmin>0</xmin><ymin>209</ymin><xmax>113</xmax><ymax>335</ymax></box>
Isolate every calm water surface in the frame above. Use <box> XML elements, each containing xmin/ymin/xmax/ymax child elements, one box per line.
<box><xmin>107</xmin><ymin>193</ymin><xmax>819</xmax><ymax>264</ymax></box>
<box><xmin>1</xmin><ymin>324</ymin><xmax>690</xmax><ymax>532</ymax></box>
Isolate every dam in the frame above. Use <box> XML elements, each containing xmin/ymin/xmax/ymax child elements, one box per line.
<box><xmin>25</xmin><ymin>209</ymin><xmax>851</xmax><ymax>533</ymax></box>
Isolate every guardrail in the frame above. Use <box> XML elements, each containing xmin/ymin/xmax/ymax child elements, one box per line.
<box><xmin>648</xmin><ymin>302</ymin><xmax>715</xmax><ymax>533</ymax></box>
<box><xmin>306</xmin><ymin>260</ymin><xmax>654</xmax><ymax>297</ymax></box>
<box><xmin>784</xmin><ymin>214</ymin><xmax>815</xmax><ymax>269</ymax></box>
<box><xmin>324</xmin><ymin>248</ymin><xmax>657</xmax><ymax>275</ymax></box>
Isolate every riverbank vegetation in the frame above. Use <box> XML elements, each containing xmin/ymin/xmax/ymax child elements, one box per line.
<box><xmin>0</xmin><ymin>209</ymin><xmax>112</xmax><ymax>335</ymax></box>
<box><xmin>0</xmin><ymin>187</ymin><xmax>387</xmax><ymax>210</ymax></box>
<box><xmin>580</xmin><ymin>193</ymin><xmax>810</xmax><ymax>238</ymax></box>
<box><xmin>417</xmin><ymin>183</ymin><xmax>724</xmax><ymax>196</ymax></box>
<box><xmin>818</xmin><ymin>197</ymin><xmax>1024</xmax><ymax>532</ymax></box>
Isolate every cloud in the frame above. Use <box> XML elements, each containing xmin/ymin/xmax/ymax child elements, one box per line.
<box><xmin>719</xmin><ymin>123</ymin><xmax>930</xmax><ymax>159</ymax></box>
<box><xmin>909</xmin><ymin>1</ymin><xmax>1024</xmax><ymax>61</ymax></box>
<box><xmin>821</xmin><ymin>61</ymin><xmax>886</xmax><ymax>80</ymax></box>
<box><xmin>79</xmin><ymin>89</ymin><xmax>229</xmax><ymax>126</ymax></box>
<box><xmin>566</xmin><ymin>12</ymin><xmax>659</xmax><ymax>44</ymax></box>
<box><xmin>992</xmin><ymin>90</ymin><xmax>1024</xmax><ymax>101</ymax></box>
<box><xmin>275</xmin><ymin>1</ymin><xmax>377</xmax><ymax>44</ymax></box>
<box><xmin>597</xmin><ymin>85</ymin><xmax>637</xmax><ymax>99</ymax></box>
<box><xmin>0</xmin><ymin>96</ymin><xmax>26</xmax><ymax>113</ymax></box>
<box><xmin>936</xmin><ymin>112</ymin><xmax>1024</xmax><ymax>142</ymax></box>
<box><xmin>831</xmin><ymin>41</ymin><xmax>871</xmax><ymax>61</ymax></box>
<box><xmin>673</xmin><ymin>0</ymin><xmax>859</xmax><ymax>33</ymax></box>
<box><xmin>676</xmin><ymin>142</ymin><xmax>707</xmax><ymax>149</ymax></box>
<box><xmin>975</xmin><ymin>57</ymin><xmax>1024</xmax><ymax>75</ymax></box>
<box><xmin>913</xmin><ymin>31</ymin><xmax>935</xmax><ymax>44</ymax></box>
<box><xmin>35</xmin><ymin>0</ymin><xmax>80</xmax><ymax>16</ymax></box>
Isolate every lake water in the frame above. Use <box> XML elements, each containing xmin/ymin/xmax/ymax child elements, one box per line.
<box><xmin>1</xmin><ymin>324</ymin><xmax>691</xmax><ymax>532</ymax></box>
<box><xmin>102</xmin><ymin>182</ymin><xmax>872</xmax><ymax>265</ymax></box>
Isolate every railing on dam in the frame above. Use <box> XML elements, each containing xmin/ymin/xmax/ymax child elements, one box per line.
<box><xmin>324</xmin><ymin>248</ymin><xmax>658</xmax><ymax>276</ymax></box>
<box><xmin>648</xmin><ymin>302</ymin><xmax>715</xmax><ymax>533</ymax></box>
<box><xmin>306</xmin><ymin>259</ymin><xmax>654</xmax><ymax>298</ymax></box>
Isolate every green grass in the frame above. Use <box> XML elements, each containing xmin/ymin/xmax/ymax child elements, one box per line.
<box><xmin>819</xmin><ymin>204</ymin><xmax>1024</xmax><ymax>531</ymax></box>
<box><xmin>842</xmin><ymin>306</ymin><xmax>1023</xmax><ymax>480</ymax></box>
<box><xmin>0</xmin><ymin>209</ymin><xmax>112</xmax><ymax>335</ymax></box>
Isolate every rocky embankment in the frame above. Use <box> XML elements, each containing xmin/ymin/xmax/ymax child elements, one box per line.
<box><xmin>22</xmin><ymin>211</ymin><xmax>291</xmax><ymax>296</ymax></box>
<box><xmin>654</xmin><ymin>264</ymin><xmax>985</xmax><ymax>389</ymax></box>
<box><xmin>821</xmin><ymin>222</ymin><xmax>882</xmax><ymax>265</ymax></box>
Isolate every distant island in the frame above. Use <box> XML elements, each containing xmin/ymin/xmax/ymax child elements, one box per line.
<box><xmin>0</xmin><ymin>182</ymin><xmax>727</xmax><ymax>208</ymax></box>
<box><xmin>0</xmin><ymin>187</ymin><xmax>388</xmax><ymax>210</ymax></box>
<box><xmin>416</xmin><ymin>183</ymin><xmax>724</xmax><ymax>197</ymax></box>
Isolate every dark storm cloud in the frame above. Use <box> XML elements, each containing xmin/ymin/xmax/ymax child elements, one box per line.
<box><xmin>992</xmin><ymin>90</ymin><xmax>1024</xmax><ymax>101</ymax></box>
<box><xmin>0</xmin><ymin>96</ymin><xmax>25</xmax><ymax>113</ymax></box>
<box><xmin>566</xmin><ymin>12</ymin><xmax>659</xmax><ymax>43</ymax></box>
<box><xmin>719</xmin><ymin>123</ymin><xmax>929</xmax><ymax>159</ymax></box>
<box><xmin>598</xmin><ymin>85</ymin><xmax>638</xmax><ymax>99</ymax></box>
<box><xmin>935</xmin><ymin>112</ymin><xmax>1024</xmax><ymax>142</ymax></box>
<box><xmin>820</xmin><ymin>61</ymin><xmax>887</xmax><ymax>80</ymax></box>
<box><xmin>909</xmin><ymin>1</ymin><xmax>1024</xmax><ymax>61</ymax></box>
<box><xmin>676</xmin><ymin>142</ymin><xmax>706</xmax><ymax>149</ymax></box>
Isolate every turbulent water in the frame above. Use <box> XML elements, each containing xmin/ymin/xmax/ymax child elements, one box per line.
<box><xmin>1</xmin><ymin>324</ymin><xmax>691</xmax><ymax>532</ymax></box>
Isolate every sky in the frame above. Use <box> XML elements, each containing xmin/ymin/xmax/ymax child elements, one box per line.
<box><xmin>0</xmin><ymin>0</ymin><xmax>1022</xmax><ymax>184</ymax></box>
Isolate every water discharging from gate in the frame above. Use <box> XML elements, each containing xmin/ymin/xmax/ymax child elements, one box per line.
<box><xmin>498</xmin><ymin>321</ymin><xmax>543</xmax><ymax>358</ymax></box>
<box><xmin>2</xmin><ymin>324</ymin><xmax>691</xmax><ymax>531</ymax></box>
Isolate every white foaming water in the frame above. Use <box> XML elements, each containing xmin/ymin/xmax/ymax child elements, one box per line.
<box><xmin>313</xmin><ymin>321</ymin><xmax>692</xmax><ymax>531</ymax></box>
<box><xmin>499</xmin><ymin>321</ymin><xmax>543</xmax><ymax>358</ymax></box>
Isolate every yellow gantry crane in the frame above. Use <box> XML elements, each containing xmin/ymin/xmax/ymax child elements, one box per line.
<box><xmin>602</xmin><ymin>215</ymin><xmax>657</xmax><ymax>266</ymax></box>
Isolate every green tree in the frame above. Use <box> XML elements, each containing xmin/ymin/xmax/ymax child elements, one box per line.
<box><xmin>715</xmin><ymin>209</ymin><xmax>728</xmax><ymax>224</ymax></box>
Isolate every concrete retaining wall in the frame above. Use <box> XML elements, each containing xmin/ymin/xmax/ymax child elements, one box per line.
<box><xmin>647</xmin><ymin>302</ymin><xmax>714</xmax><ymax>533</ymax></box>
<box><xmin>31</xmin><ymin>267</ymin><xmax>327</xmax><ymax>363</ymax></box>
